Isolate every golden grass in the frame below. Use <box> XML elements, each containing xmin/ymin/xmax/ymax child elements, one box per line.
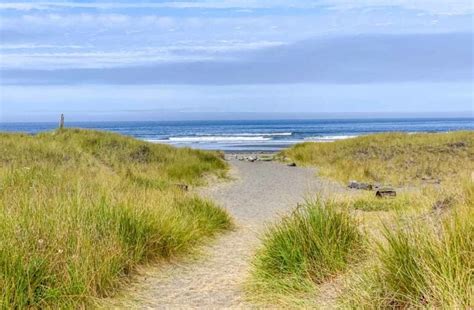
<box><xmin>280</xmin><ymin>131</ymin><xmax>474</xmax><ymax>186</ymax></box>
<box><xmin>253</xmin><ymin>131</ymin><xmax>474</xmax><ymax>308</ymax></box>
<box><xmin>339</xmin><ymin>181</ymin><xmax>474</xmax><ymax>308</ymax></box>
<box><xmin>0</xmin><ymin>129</ymin><xmax>232</xmax><ymax>308</ymax></box>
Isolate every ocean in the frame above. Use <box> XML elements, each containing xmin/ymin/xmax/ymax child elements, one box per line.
<box><xmin>1</xmin><ymin>118</ymin><xmax>473</xmax><ymax>151</ymax></box>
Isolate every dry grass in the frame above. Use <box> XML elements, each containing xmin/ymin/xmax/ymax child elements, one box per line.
<box><xmin>0</xmin><ymin>129</ymin><xmax>232</xmax><ymax>308</ymax></box>
<box><xmin>339</xmin><ymin>181</ymin><xmax>473</xmax><ymax>309</ymax></box>
<box><xmin>255</xmin><ymin>131</ymin><xmax>474</xmax><ymax>308</ymax></box>
<box><xmin>280</xmin><ymin>131</ymin><xmax>474</xmax><ymax>186</ymax></box>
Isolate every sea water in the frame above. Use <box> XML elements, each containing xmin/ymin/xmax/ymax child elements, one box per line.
<box><xmin>1</xmin><ymin>118</ymin><xmax>473</xmax><ymax>151</ymax></box>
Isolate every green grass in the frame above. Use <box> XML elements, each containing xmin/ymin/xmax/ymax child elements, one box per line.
<box><xmin>0</xmin><ymin>129</ymin><xmax>232</xmax><ymax>308</ymax></box>
<box><xmin>248</xmin><ymin>199</ymin><xmax>365</xmax><ymax>305</ymax></box>
<box><xmin>256</xmin><ymin>132</ymin><xmax>474</xmax><ymax>307</ymax></box>
<box><xmin>339</xmin><ymin>185</ymin><xmax>474</xmax><ymax>308</ymax></box>
<box><xmin>280</xmin><ymin>131</ymin><xmax>474</xmax><ymax>186</ymax></box>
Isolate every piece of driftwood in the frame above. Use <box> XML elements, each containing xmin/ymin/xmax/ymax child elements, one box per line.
<box><xmin>376</xmin><ymin>188</ymin><xmax>396</xmax><ymax>198</ymax></box>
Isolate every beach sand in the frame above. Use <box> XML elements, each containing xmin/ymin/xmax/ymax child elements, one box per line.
<box><xmin>108</xmin><ymin>155</ymin><xmax>344</xmax><ymax>308</ymax></box>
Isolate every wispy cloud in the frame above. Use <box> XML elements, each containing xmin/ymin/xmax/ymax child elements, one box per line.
<box><xmin>3</xmin><ymin>33</ymin><xmax>472</xmax><ymax>84</ymax></box>
<box><xmin>0</xmin><ymin>41</ymin><xmax>284</xmax><ymax>69</ymax></box>
<box><xmin>0</xmin><ymin>44</ymin><xmax>86</xmax><ymax>49</ymax></box>
<box><xmin>321</xmin><ymin>0</ymin><xmax>474</xmax><ymax>15</ymax></box>
<box><xmin>1</xmin><ymin>1</ymin><xmax>473</xmax><ymax>15</ymax></box>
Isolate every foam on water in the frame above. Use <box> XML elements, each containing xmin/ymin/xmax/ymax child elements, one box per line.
<box><xmin>304</xmin><ymin>135</ymin><xmax>358</xmax><ymax>142</ymax></box>
<box><xmin>168</xmin><ymin>136</ymin><xmax>272</xmax><ymax>142</ymax></box>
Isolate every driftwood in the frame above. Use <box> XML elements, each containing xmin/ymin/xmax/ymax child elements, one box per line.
<box><xmin>375</xmin><ymin>188</ymin><xmax>396</xmax><ymax>198</ymax></box>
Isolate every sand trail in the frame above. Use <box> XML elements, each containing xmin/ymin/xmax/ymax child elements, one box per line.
<box><xmin>111</xmin><ymin>159</ymin><xmax>335</xmax><ymax>308</ymax></box>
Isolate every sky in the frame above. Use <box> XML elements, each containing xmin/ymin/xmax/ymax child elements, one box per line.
<box><xmin>0</xmin><ymin>0</ymin><xmax>473</xmax><ymax>122</ymax></box>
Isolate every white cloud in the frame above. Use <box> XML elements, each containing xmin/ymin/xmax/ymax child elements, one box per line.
<box><xmin>0</xmin><ymin>1</ymin><xmax>472</xmax><ymax>15</ymax></box>
<box><xmin>0</xmin><ymin>41</ymin><xmax>284</xmax><ymax>69</ymax></box>
<box><xmin>322</xmin><ymin>0</ymin><xmax>474</xmax><ymax>15</ymax></box>
<box><xmin>18</xmin><ymin>13</ymin><xmax>134</xmax><ymax>27</ymax></box>
<box><xmin>0</xmin><ymin>44</ymin><xmax>86</xmax><ymax>49</ymax></box>
<box><xmin>0</xmin><ymin>1</ymin><xmax>471</xmax><ymax>71</ymax></box>
<box><xmin>1</xmin><ymin>1</ymin><xmax>311</xmax><ymax>10</ymax></box>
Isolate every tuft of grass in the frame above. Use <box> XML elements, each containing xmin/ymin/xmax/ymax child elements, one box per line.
<box><xmin>280</xmin><ymin>131</ymin><xmax>474</xmax><ymax>186</ymax></box>
<box><xmin>0</xmin><ymin>129</ymin><xmax>232</xmax><ymax>308</ymax></box>
<box><xmin>339</xmin><ymin>182</ymin><xmax>474</xmax><ymax>308</ymax></box>
<box><xmin>248</xmin><ymin>199</ymin><xmax>365</xmax><ymax>304</ymax></box>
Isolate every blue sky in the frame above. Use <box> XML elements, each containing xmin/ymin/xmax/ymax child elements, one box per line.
<box><xmin>0</xmin><ymin>0</ymin><xmax>473</xmax><ymax>121</ymax></box>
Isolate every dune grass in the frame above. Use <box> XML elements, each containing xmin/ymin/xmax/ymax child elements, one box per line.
<box><xmin>280</xmin><ymin>131</ymin><xmax>474</xmax><ymax>186</ymax></box>
<box><xmin>255</xmin><ymin>131</ymin><xmax>473</xmax><ymax>307</ymax></box>
<box><xmin>339</xmin><ymin>181</ymin><xmax>474</xmax><ymax>308</ymax></box>
<box><xmin>248</xmin><ymin>199</ymin><xmax>365</xmax><ymax>305</ymax></box>
<box><xmin>0</xmin><ymin>129</ymin><xmax>232</xmax><ymax>308</ymax></box>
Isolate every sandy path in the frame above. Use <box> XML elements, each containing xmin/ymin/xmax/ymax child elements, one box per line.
<box><xmin>112</xmin><ymin>158</ymin><xmax>338</xmax><ymax>309</ymax></box>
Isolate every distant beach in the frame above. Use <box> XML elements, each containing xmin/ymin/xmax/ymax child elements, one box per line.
<box><xmin>2</xmin><ymin>118</ymin><xmax>473</xmax><ymax>151</ymax></box>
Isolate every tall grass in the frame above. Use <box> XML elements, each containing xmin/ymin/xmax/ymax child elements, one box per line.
<box><xmin>340</xmin><ymin>182</ymin><xmax>474</xmax><ymax>308</ymax></box>
<box><xmin>272</xmin><ymin>132</ymin><xmax>474</xmax><ymax>307</ymax></box>
<box><xmin>249</xmin><ymin>199</ymin><xmax>365</xmax><ymax>304</ymax></box>
<box><xmin>0</xmin><ymin>129</ymin><xmax>232</xmax><ymax>308</ymax></box>
<box><xmin>280</xmin><ymin>131</ymin><xmax>474</xmax><ymax>186</ymax></box>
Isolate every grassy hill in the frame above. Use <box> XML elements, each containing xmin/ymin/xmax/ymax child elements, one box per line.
<box><xmin>280</xmin><ymin>131</ymin><xmax>474</xmax><ymax>186</ymax></box>
<box><xmin>249</xmin><ymin>131</ymin><xmax>473</xmax><ymax>308</ymax></box>
<box><xmin>0</xmin><ymin>129</ymin><xmax>232</xmax><ymax>308</ymax></box>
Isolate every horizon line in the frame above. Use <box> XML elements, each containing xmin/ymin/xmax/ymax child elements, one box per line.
<box><xmin>2</xmin><ymin>115</ymin><xmax>473</xmax><ymax>124</ymax></box>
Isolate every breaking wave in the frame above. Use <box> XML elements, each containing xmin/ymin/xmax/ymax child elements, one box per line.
<box><xmin>304</xmin><ymin>135</ymin><xmax>358</xmax><ymax>142</ymax></box>
<box><xmin>168</xmin><ymin>136</ymin><xmax>272</xmax><ymax>142</ymax></box>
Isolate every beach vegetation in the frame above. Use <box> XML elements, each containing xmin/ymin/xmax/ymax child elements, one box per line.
<box><xmin>256</xmin><ymin>131</ymin><xmax>473</xmax><ymax>307</ymax></box>
<box><xmin>248</xmin><ymin>199</ymin><xmax>365</xmax><ymax>305</ymax></box>
<box><xmin>0</xmin><ymin>129</ymin><xmax>231</xmax><ymax>308</ymax></box>
<box><xmin>280</xmin><ymin>131</ymin><xmax>473</xmax><ymax>186</ymax></box>
<box><xmin>339</xmin><ymin>181</ymin><xmax>473</xmax><ymax>308</ymax></box>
